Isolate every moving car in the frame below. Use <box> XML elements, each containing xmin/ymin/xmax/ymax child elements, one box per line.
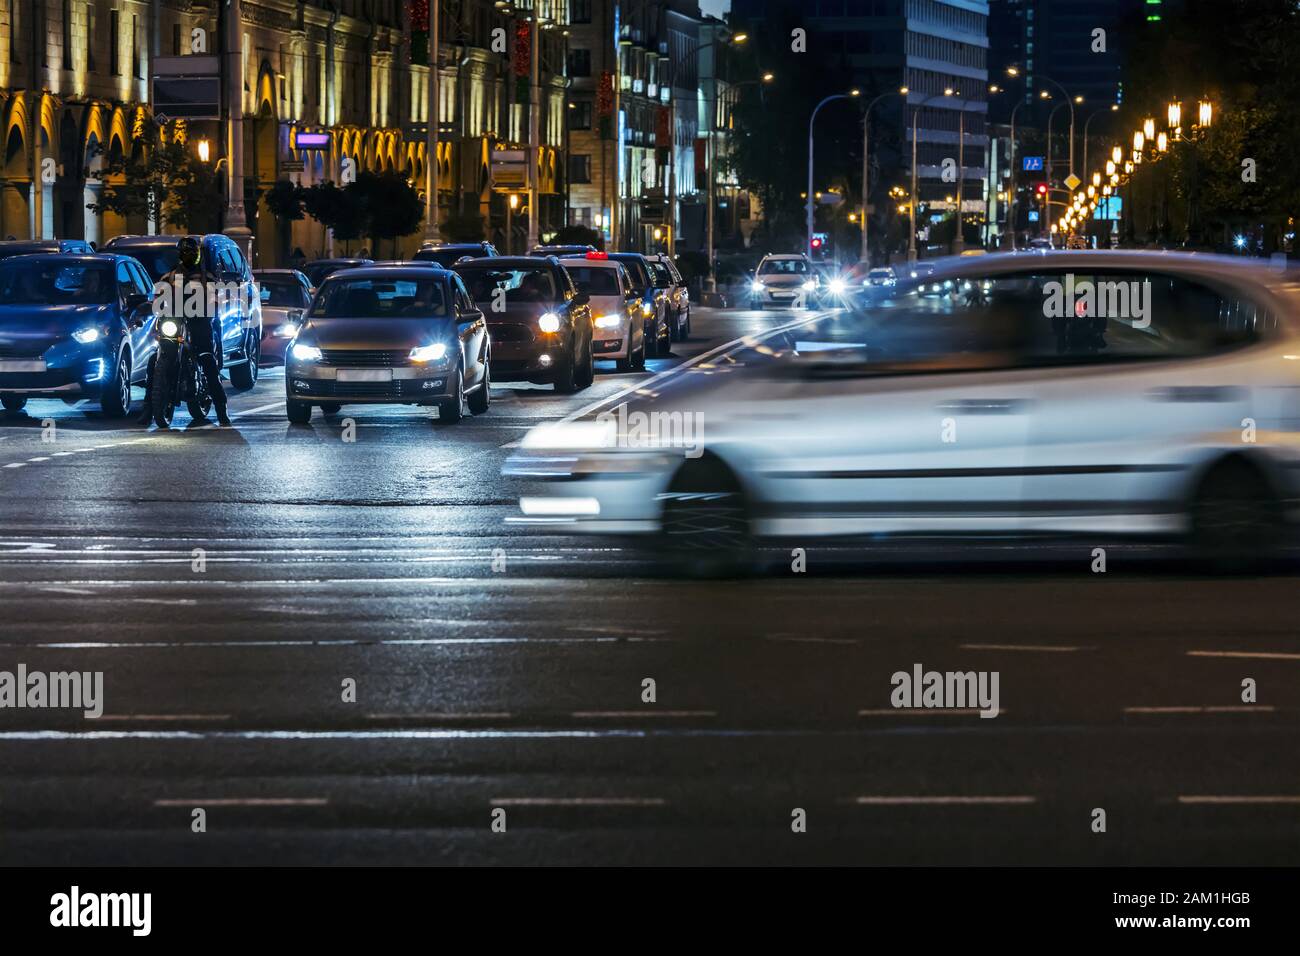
<box><xmin>301</xmin><ymin>258</ymin><xmax>374</xmax><ymax>288</ymax></box>
<box><xmin>285</xmin><ymin>264</ymin><xmax>490</xmax><ymax>425</ymax></box>
<box><xmin>0</xmin><ymin>239</ymin><xmax>96</xmax><ymax>261</ymax></box>
<box><xmin>506</xmin><ymin>251</ymin><xmax>1300</xmax><ymax>571</ymax></box>
<box><xmin>0</xmin><ymin>254</ymin><xmax>155</xmax><ymax>416</ymax></box>
<box><xmin>865</xmin><ymin>267</ymin><xmax>897</xmax><ymax>288</ymax></box>
<box><xmin>414</xmin><ymin>242</ymin><xmax>500</xmax><ymax>267</ymax></box>
<box><xmin>254</xmin><ymin>269</ymin><xmax>314</xmax><ymax>365</ymax></box>
<box><xmin>748</xmin><ymin>253</ymin><xmax>819</xmax><ymax>310</ymax></box>
<box><xmin>561</xmin><ymin>253</ymin><xmax>644</xmax><ymax>371</ymax></box>
<box><xmin>646</xmin><ymin>254</ymin><xmax>691</xmax><ymax>342</ymax></box>
<box><xmin>453</xmin><ymin>256</ymin><xmax>594</xmax><ymax>392</ymax></box>
<box><xmin>101</xmin><ymin>233</ymin><xmax>263</xmax><ymax>388</ymax></box>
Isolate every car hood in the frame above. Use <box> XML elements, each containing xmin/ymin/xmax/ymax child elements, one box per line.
<box><xmin>296</xmin><ymin>316</ymin><xmax>454</xmax><ymax>349</ymax></box>
<box><xmin>585</xmin><ymin>296</ymin><xmax>627</xmax><ymax>318</ymax></box>
<box><xmin>756</xmin><ymin>274</ymin><xmax>809</xmax><ymax>287</ymax></box>
<box><xmin>480</xmin><ymin>303</ymin><xmax>559</xmax><ymax>325</ymax></box>
<box><xmin>0</xmin><ymin>303</ymin><xmax>113</xmax><ymax>336</ymax></box>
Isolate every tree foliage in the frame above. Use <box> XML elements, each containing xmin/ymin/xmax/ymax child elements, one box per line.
<box><xmin>87</xmin><ymin>126</ymin><xmax>223</xmax><ymax>234</ymax></box>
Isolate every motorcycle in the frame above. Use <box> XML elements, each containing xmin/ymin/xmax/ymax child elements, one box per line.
<box><xmin>151</xmin><ymin>317</ymin><xmax>214</xmax><ymax>428</ymax></box>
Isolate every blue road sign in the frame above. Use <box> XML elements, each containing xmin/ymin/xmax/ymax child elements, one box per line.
<box><xmin>1022</xmin><ymin>156</ymin><xmax>1045</xmax><ymax>172</ymax></box>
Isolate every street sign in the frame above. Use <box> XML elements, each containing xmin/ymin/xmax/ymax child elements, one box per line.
<box><xmin>1064</xmin><ymin>173</ymin><xmax>1082</xmax><ymax>191</ymax></box>
<box><xmin>491</xmin><ymin>149</ymin><xmax>528</xmax><ymax>190</ymax></box>
<box><xmin>151</xmin><ymin>76</ymin><xmax>220</xmax><ymax>121</ymax></box>
<box><xmin>153</xmin><ymin>55</ymin><xmax>219</xmax><ymax>77</ymax></box>
<box><xmin>1028</xmin><ymin>211</ymin><xmax>1040</xmax><ymax>222</ymax></box>
<box><xmin>281</xmin><ymin>160</ymin><xmax>305</xmax><ymax>173</ymax></box>
<box><xmin>294</xmin><ymin>132</ymin><xmax>331</xmax><ymax>150</ymax></box>
<box><xmin>1021</xmin><ymin>156</ymin><xmax>1045</xmax><ymax>172</ymax></box>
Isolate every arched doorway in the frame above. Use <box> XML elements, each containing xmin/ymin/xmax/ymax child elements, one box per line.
<box><xmin>1</xmin><ymin>122</ymin><xmax>30</xmax><ymax>239</ymax></box>
<box><xmin>57</xmin><ymin>113</ymin><xmax>82</xmax><ymax>240</ymax></box>
<box><xmin>250</xmin><ymin>67</ymin><xmax>280</xmax><ymax>266</ymax></box>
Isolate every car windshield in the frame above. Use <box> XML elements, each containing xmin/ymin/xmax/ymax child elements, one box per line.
<box><xmin>565</xmin><ymin>266</ymin><xmax>620</xmax><ymax>296</ymax></box>
<box><xmin>457</xmin><ymin>267</ymin><xmax>557</xmax><ymax>304</ymax></box>
<box><xmin>0</xmin><ymin>261</ymin><xmax>115</xmax><ymax>307</ymax></box>
<box><xmin>415</xmin><ymin>249</ymin><xmax>475</xmax><ymax>268</ymax></box>
<box><xmin>759</xmin><ymin>259</ymin><xmax>810</xmax><ymax>276</ymax></box>
<box><xmin>310</xmin><ymin>277</ymin><xmax>448</xmax><ymax>318</ymax></box>
<box><xmin>115</xmin><ymin>245</ymin><xmax>179</xmax><ymax>282</ymax></box>
<box><xmin>257</xmin><ymin>276</ymin><xmax>306</xmax><ymax>307</ymax></box>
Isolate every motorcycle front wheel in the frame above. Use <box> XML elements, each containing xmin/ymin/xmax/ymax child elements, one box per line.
<box><xmin>152</xmin><ymin>361</ymin><xmax>176</xmax><ymax>428</ymax></box>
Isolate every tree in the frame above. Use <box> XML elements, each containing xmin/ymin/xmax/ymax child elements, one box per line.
<box><xmin>354</xmin><ymin>171</ymin><xmax>424</xmax><ymax>257</ymax></box>
<box><xmin>87</xmin><ymin>126</ymin><xmax>223</xmax><ymax>234</ymax></box>
<box><xmin>264</xmin><ymin>179</ymin><xmax>305</xmax><ymax>261</ymax></box>
<box><xmin>302</xmin><ymin>181</ymin><xmax>365</xmax><ymax>253</ymax></box>
<box><xmin>441</xmin><ymin>210</ymin><xmax>486</xmax><ymax>243</ymax></box>
<box><xmin>548</xmin><ymin>224</ymin><xmax>603</xmax><ymax>250</ymax></box>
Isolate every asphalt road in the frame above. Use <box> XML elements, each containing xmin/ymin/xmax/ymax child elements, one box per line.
<box><xmin>1</xmin><ymin>304</ymin><xmax>1298</xmax><ymax>865</ymax></box>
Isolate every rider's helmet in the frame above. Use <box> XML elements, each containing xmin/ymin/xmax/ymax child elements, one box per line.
<box><xmin>177</xmin><ymin>236</ymin><xmax>201</xmax><ymax>270</ymax></box>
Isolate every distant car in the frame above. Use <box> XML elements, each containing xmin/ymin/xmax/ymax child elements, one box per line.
<box><xmin>102</xmin><ymin>233</ymin><xmax>263</xmax><ymax>388</ymax></box>
<box><xmin>508</xmin><ymin>250</ymin><xmax>1300</xmax><ymax>572</ymax></box>
<box><xmin>748</xmin><ymin>254</ymin><xmax>819</xmax><ymax>310</ymax></box>
<box><xmin>865</xmin><ymin>267</ymin><xmax>897</xmax><ymax>287</ymax></box>
<box><xmin>646</xmin><ymin>254</ymin><xmax>691</xmax><ymax>342</ymax></box>
<box><xmin>563</xmin><ymin>252</ymin><xmax>667</xmax><ymax>358</ymax></box>
<box><xmin>560</xmin><ymin>252</ymin><xmax>644</xmax><ymax>371</ymax></box>
<box><xmin>1027</xmin><ymin>238</ymin><xmax>1054</xmax><ymax>251</ymax></box>
<box><xmin>453</xmin><ymin>256</ymin><xmax>594</xmax><ymax>392</ymax></box>
<box><xmin>529</xmin><ymin>244</ymin><xmax>596</xmax><ymax>258</ymax></box>
<box><xmin>285</xmin><ymin>264</ymin><xmax>490</xmax><ymax>425</ymax></box>
<box><xmin>0</xmin><ymin>239</ymin><xmax>96</xmax><ymax>261</ymax></box>
<box><xmin>414</xmin><ymin>242</ymin><xmax>500</xmax><ymax>267</ymax></box>
<box><xmin>253</xmin><ymin>269</ymin><xmax>313</xmax><ymax>365</ymax></box>
<box><xmin>0</xmin><ymin>254</ymin><xmax>156</xmax><ymax>417</ymax></box>
<box><xmin>301</xmin><ymin>258</ymin><xmax>374</xmax><ymax>288</ymax></box>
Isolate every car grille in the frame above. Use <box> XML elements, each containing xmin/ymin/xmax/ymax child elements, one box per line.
<box><xmin>308</xmin><ymin>380</ymin><xmax>442</xmax><ymax>399</ymax></box>
<box><xmin>0</xmin><ymin>342</ymin><xmax>53</xmax><ymax>359</ymax></box>
<box><xmin>319</xmin><ymin>349</ymin><xmax>412</xmax><ymax>368</ymax></box>
<box><xmin>488</xmin><ymin>324</ymin><xmax>535</xmax><ymax>345</ymax></box>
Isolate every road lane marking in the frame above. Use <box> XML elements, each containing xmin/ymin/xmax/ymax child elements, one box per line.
<box><xmin>230</xmin><ymin>400</ymin><xmax>287</xmax><ymax>419</ymax></box>
<box><xmin>571</xmin><ymin>710</ymin><xmax>717</xmax><ymax>718</ymax></box>
<box><xmin>960</xmin><ymin>643</ymin><xmax>1091</xmax><ymax>653</ymax></box>
<box><xmin>366</xmin><ymin>712</ymin><xmax>513</xmax><ymax>720</ymax></box>
<box><xmin>852</xmin><ymin>796</ymin><xmax>1036</xmax><ymax>806</ymax></box>
<box><xmin>153</xmin><ymin>798</ymin><xmax>327</xmax><ymax>807</ymax></box>
<box><xmin>17</xmin><ymin>637</ymin><xmax>666</xmax><ymax>649</ymax></box>
<box><xmin>3</xmin><ymin>462</ymin><xmax>25</xmax><ymax>469</ymax></box>
<box><xmin>489</xmin><ymin>797</ymin><xmax>666</xmax><ymax>807</ymax></box>
<box><xmin>1187</xmin><ymin>650</ymin><xmax>1300</xmax><ymax>661</ymax></box>
<box><xmin>1178</xmin><ymin>796</ymin><xmax>1300</xmax><ymax>805</ymax></box>
<box><xmin>1124</xmin><ymin>705</ymin><xmax>1276</xmax><ymax>714</ymax></box>
<box><xmin>766</xmin><ymin>634</ymin><xmax>860</xmax><ymax>645</ymax></box>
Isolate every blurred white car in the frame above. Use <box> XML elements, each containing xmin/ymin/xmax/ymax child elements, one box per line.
<box><xmin>865</xmin><ymin>267</ymin><xmax>897</xmax><ymax>288</ymax></box>
<box><xmin>748</xmin><ymin>254</ymin><xmax>819</xmax><ymax>309</ymax></box>
<box><xmin>561</xmin><ymin>253</ymin><xmax>645</xmax><ymax>371</ymax></box>
<box><xmin>508</xmin><ymin>251</ymin><xmax>1300</xmax><ymax>570</ymax></box>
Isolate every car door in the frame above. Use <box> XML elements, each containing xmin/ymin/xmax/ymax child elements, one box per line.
<box><xmin>452</xmin><ymin>277</ymin><xmax>487</xmax><ymax>385</ymax></box>
<box><xmin>123</xmin><ymin>260</ymin><xmax>157</xmax><ymax>381</ymax></box>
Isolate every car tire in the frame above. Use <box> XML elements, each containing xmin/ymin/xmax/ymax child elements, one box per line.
<box><xmin>229</xmin><ymin>332</ymin><xmax>260</xmax><ymax>390</ymax></box>
<box><xmin>1188</xmin><ymin>458</ymin><xmax>1283</xmax><ymax>572</ymax></box>
<box><xmin>574</xmin><ymin>335</ymin><xmax>595</xmax><ymax>389</ymax></box>
<box><xmin>632</xmin><ymin>335</ymin><xmax>646</xmax><ymax>371</ymax></box>
<box><xmin>286</xmin><ymin>399</ymin><xmax>313</xmax><ymax>424</ymax></box>
<box><xmin>436</xmin><ymin>365</ymin><xmax>464</xmax><ymax>425</ymax></box>
<box><xmin>100</xmin><ymin>352</ymin><xmax>132</xmax><ymax>419</ymax></box>
<box><xmin>658</xmin><ymin>455</ymin><xmax>753</xmax><ymax>577</ymax></box>
<box><xmin>152</xmin><ymin>361</ymin><xmax>175</xmax><ymax>429</ymax></box>
<box><xmin>552</xmin><ymin>337</ymin><xmax>579</xmax><ymax>393</ymax></box>
<box><xmin>467</xmin><ymin>361</ymin><xmax>491</xmax><ymax>414</ymax></box>
<box><xmin>1</xmin><ymin>396</ymin><xmax>26</xmax><ymax>413</ymax></box>
<box><xmin>684</xmin><ymin>307</ymin><xmax>691</xmax><ymax>337</ymax></box>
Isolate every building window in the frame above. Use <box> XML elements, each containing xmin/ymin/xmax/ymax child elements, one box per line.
<box><xmin>569</xmin><ymin>155</ymin><xmax>592</xmax><ymax>184</ymax></box>
<box><xmin>110</xmin><ymin>11</ymin><xmax>120</xmax><ymax>75</ymax></box>
<box><xmin>8</xmin><ymin>0</ymin><xmax>18</xmax><ymax>64</ymax></box>
<box><xmin>567</xmin><ymin>48</ymin><xmax>591</xmax><ymax>78</ymax></box>
<box><xmin>570</xmin><ymin>0</ymin><xmax>592</xmax><ymax>23</ymax></box>
<box><xmin>173</xmin><ymin>23</ymin><xmax>181</xmax><ymax>56</ymax></box>
<box><xmin>62</xmin><ymin>1</ymin><xmax>72</xmax><ymax>69</ymax></box>
<box><xmin>132</xmin><ymin>14</ymin><xmax>141</xmax><ymax>77</ymax></box>
<box><xmin>568</xmin><ymin>101</ymin><xmax>593</xmax><ymax>130</ymax></box>
<box><xmin>86</xmin><ymin>4</ymin><xmax>94</xmax><ymax>71</ymax></box>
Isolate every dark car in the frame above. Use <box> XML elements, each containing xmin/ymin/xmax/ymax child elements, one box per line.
<box><xmin>646</xmin><ymin>254</ymin><xmax>691</xmax><ymax>341</ymax></box>
<box><xmin>101</xmin><ymin>233</ymin><xmax>264</xmax><ymax>388</ymax></box>
<box><xmin>529</xmin><ymin>244</ymin><xmax>596</xmax><ymax>258</ymax></box>
<box><xmin>253</xmin><ymin>269</ymin><xmax>313</xmax><ymax>365</ymax></box>
<box><xmin>301</xmin><ymin>258</ymin><xmax>375</xmax><ymax>288</ymax></box>
<box><xmin>0</xmin><ymin>239</ymin><xmax>96</xmax><ymax>261</ymax></box>
<box><xmin>561</xmin><ymin>251</ymin><xmax>667</xmax><ymax>358</ymax></box>
<box><xmin>285</xmin><ymin>265</ymin><xmax>490</xmax><ymax>425</ymax></box>
<box><xmin>453</xmin><ymin>256</ymin><xmax>593</xmax><ymax>393</ymax></box>
<box><xmin>414</xmin><ymin>242</ymin><xmax>500</xmax><ymax>268</ymax></box>
<box><xmin>0</xmin><ymin>254</ymin><xmax>156</xmax><ymax>417</ymax></box>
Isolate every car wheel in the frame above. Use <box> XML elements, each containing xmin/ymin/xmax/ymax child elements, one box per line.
<box><xmin>684</xmin><ymin>307</ymin><xmax>691</xmax><ymax>337</ymax></box>
<box><xmin>552</xmin><ymin>337</ymin><xmax>579</xmax><ymax>393</ymax></box>
<box><xmin>1188</xmin><ymin>458</ymin><xmax>1283</xmax><ymax>572</ymax></box>
<box><xmin>467</xmin><ymin>360</ymin><xmax>491</xmax><ymax>414</ymax></box>
<box><xmin>436</xmin><ymin>365</ymin><xmax>464</xmax><ymax>424</ymax></box>
<box><xmin>573</xmin><ymin>334</ymin><xmax>595</xmax><ymax>389</ymax></box>
<box><xmin>229</xmin><ymin>332</ymin><xmax>260</xmax><ymax>390</ymax></box>
<box><xmin>658</xmin><ymin>455</ymin><xmax>753</xmax><ymax>577</ymax></box>
<box><xmin>1</xmin><ymin>396</ymin><xmax>26</xmax><ymax>412</ymax></box>
<box><xmin>632</xmin><ymin>335</ymin><xmax>646</xmax><ymax>371</ymax></box>
<box><xmin>100</xmin><ymin>352</ymin><xmax>132</xmax><ymax>418</ymax></box>
<box><xmin>286</xmin><ymin>399</ymin><xmax>312</xmax><ymax>424</ymax></box>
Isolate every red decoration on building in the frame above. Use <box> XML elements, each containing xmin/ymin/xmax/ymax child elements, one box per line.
<box><xmin>514</xmin><ymin>21</ymin><xmax>531</xmax><ymax>78</ymax></box>
<box><xmin>656</xmin><ymin>107</ymin><xmax>671</xmax><ymax>147</ymax></box>
<box><xmin>409</xmin><ymin>0</ymin><xmax>429</xmax><ymax>30</ymax></box>
<box><xmin>597</xmin><ymin>71</ymin><xmax>614</xmax><ymax>117</ymax></box>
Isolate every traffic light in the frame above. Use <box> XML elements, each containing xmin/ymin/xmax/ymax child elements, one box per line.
<box><xmin>810</xmin><ymin>233</ymin><xmax>829</xmax><ymax>259</ymax></box>
<box><xmin>1036</xmin><ymin>183</ymin><xmax>1048</xmax><ymax>198</ymax></box>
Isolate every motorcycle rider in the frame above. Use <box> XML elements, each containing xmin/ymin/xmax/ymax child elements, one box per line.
<box><xmin>137</xmin><ymin>237</ymin><xmax>232</xmax><ymax>427</ymax></box>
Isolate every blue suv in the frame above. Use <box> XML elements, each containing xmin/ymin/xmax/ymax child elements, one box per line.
<box><xmin>0</xmin><ymin>254</ymin><xmax>156</xmax><ymax>416</ymax></box>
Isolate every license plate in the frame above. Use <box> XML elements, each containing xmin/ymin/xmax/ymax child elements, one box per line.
<box><xmin>337</xmin><ymin>368</ymin><xmax>392</xmax><ymax>382</ymax></box>
<box><xmin>773</xmin><ymin>292</ymin><xmax>795</xmax><ymax>299</ymax></box>
<box><xmin>0</xmin><ymin>360</ymin><xmax>46</xmax><ymax>373</ymax></box>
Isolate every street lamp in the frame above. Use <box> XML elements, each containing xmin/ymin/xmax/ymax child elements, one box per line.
<box><xmin>1082</xmin><ymin>104</ymin><xmax>1119</xmax><ymax>181</ymax></box>
<box><xmin>907</xmin><ymin>91</ymin><xmax>953</xmax><ymax>262</ymax></box>
<box><xmin>1167</xmin><ymin>101</ymin><xmax>1182</xmax><ymax>130</ymax></box>
<box><xmin>197</xmin><ymin>139</ymin><xmax>211</xmax><ymax>163</ymax></box>
<box><xmin>806</xmin><ymin>89</ymin><xmax>859</xmax><ymax>259</ymax></box>
<box><xmin>1007</xmin><ymin>65</ymin><xmax>1077</xmax><ymax>177</ymax></box>
<box><xmin>1197</xmin><ymin>100</ymin><xmax>1213</xmax><ymax>128</ymax></box>
<box><xmin>859</xmin><ymin>85</ymin><xmax>909</xmax><ymax>264</ymax></box>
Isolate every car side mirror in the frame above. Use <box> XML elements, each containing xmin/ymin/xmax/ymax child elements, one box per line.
<box><xmin>123</xmin><ymin>292</ymin><xmax>150</xmax><ymax>313</ymax></box>
<box><xmin>572</xmin><ymin>292</ymin><xmax>590</xmax><ymax>306</ymax></box>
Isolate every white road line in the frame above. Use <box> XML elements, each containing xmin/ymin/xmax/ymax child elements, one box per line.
<box><xmin>3</xmin><ymin>462</ymin><xmax>25</xmax><ymax>469</ymax></box>
<box><xmin>38</xmin><ymin>587</ymin><xmax>96</xmax><ymax>595</ymax></box>
<box><xmin>19</xmin><ymin>637</ymin><xmax>653</xmax><ymax>649</ymax></box>
<box><xmin>960</xmin><ymin>643</ymin><xmax>1090</xmax><ymax>653</ymax></box>
<box><xmin>153</xmin><ymin>797</ymin><xmax>327</xmax><ymax>807</ymax></box>
<box><xmin>853</xmin><ymin>796</ymin><xmax>1036</xmax><ymax>806</ymax></box>
<box><xmin>1187</xmin><ymin>650</ymin><xmax>1300</xmax><ymax>661</ymax></box>
<box><xmin>858</xmin><ymin>708</ymin><xmax>1004</xmax><ymax>717</ymax></box>
<box><xmin>231</xmin><ymin>400</ymin><xmax>287</xmax><ymax>419</ymax></box>
<box><xmin>99</xmin><ymin>714</ymin><xmax>233</xmax><ymax>721</ymax></box>
<box><xmin>571</xmin><ymin>710</ymin><xmax>717</xmax><ymax>718</ymax></box>
<box><xmin>765</xmin><ymin>635</ymin><xmax>860</xmax><ymax>645</ymax></box>
<box><xmin>489</xmin><ymin>797</ymin><xmax>666</xmax><ymax>807</ymax></box>
<box><xmin>366</xmin><ymin>712</ymin><xmax>513</xmax><ymax>720</ymax></box>
<box><xmin>1124</xmin><ymin>705</ymin><xmax>1276</xmax><ymax>714</ymax></box>
<box><xmin>1178</xmin><ymin>795</ymin><xmax>1300</xmax><ymax>805</ymax></box>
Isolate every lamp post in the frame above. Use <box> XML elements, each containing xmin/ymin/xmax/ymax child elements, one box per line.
<box><xmin>423</xmin><ymin>0</ymin><xmax>441</xmax><ymax>243</ymax></box>
<box><xmin>908</xmin><ymin>91</ymin><xmax>953</xmax><ymax>263</ymax></box>
<box><xmin>1082</xmin><ymin>104</ymin><xmax>1119</xmax><ymax>187</ymax></box>
<box><xmin>950</xmin><ymin>90</ymin><xmax>968</xmax><ymax>255</ymax></box>
<box><xmin>859</xmin><ymin>86</ymin><xmax>908</xmax><ymax>265</ymax></box>
<box><xmin>223</xmin><ymin>0</ymin><xmax>252</xmax><ymax>258</ymax></box>
<box><xmin>1002</xmin><ymin>97</ymin><xmax>1030</xmax><ymax>250</ymax></box>
<box><xmin>1006</xmin><ymin>66</ymin><xmax>1076</xmax><ymax>178</ymax></box>
<box><xmin>806</xmin><ymin>89</ymin><xmax>860</xmax><ymax>259</ymax></box>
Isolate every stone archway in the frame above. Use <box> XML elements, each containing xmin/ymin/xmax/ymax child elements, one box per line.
<box><xmin>1</xmin><ymin>117</ymin><xmax>30</xmax><ymax>240</ymax></box>
<box><xmin>251</xmin><ymin>66</ymin><xmax>280</xmax><ymax>266</ymax></box>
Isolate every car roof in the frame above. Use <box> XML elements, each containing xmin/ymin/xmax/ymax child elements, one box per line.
<box><xmin>103</xmin><ymin>234</ymin><xmax>212</xmax><ymax>246</ymax></box>
<box><xmin>453</xmin><ymin>256</ymin><xmax>558</xmax><ymax>268</ymax></box>
<box><xmin>0</xmin><ymin>252</ymin><xmax>128</xmax><ymax>265</ymax></box>
<box><xmin>253</xmin><ymin>268</ymin><xmax>307</xmax><ymax>276</ymax></box>
<box><xmin>307</xmin><ymin>258</ymin><xmax>373</xmax><ymax>266</ymax></box>
<box><xmin>560</xmin><ymin>256</ymin><xmax>622</xmax><ymax>268</ymax></box>
<box><xmin>318</xmin><ymin>265</ymin><xmax>450</xmax><ymax>281</ymax></box>
<box><xmin>761</xmin><ymin>253</ymin><xmax>808</xmax><ymax>260</ymax></box>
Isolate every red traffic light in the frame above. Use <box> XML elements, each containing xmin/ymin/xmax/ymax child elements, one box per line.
<box><xmin>1036</xmin><ymin>184</ymin><xmax>1048</xmax><ymax>196</ymax></box>
<box><xmin>811</xmin><ymin>237</ymin><xmax>823</xmax><ymax>248</ymax></box>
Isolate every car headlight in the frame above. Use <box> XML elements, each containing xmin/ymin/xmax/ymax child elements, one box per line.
<box><xmin>537</xmin><ymin>312</ymin><xmax>561</xmax><ymax>333</ymax></box>
<box><xmin>594</xmin><ymin>314</ymin><xmax>621</xmax><ymax>329</ymax></box>
<box><xmin>159</xmin><ymin>319</ymin><xmax>181</xmax><ymax>338</ymax></box>
<box><xmin>72</xmin><ymin>327</ymin><xmax>102</xmax><ymax>344</ymax></box>
<box><xmin>409</xmin><ymin>342</ymin><xmax>448</xmax><ymax>363</ymax></box>
<box><xmin>801</xmin><ymin>280</ymin><xmax>816</xmax><ymax>291</ymax></box>
<box><xmin>274</xmin><ymin>323</ymin><xmax>299</xmax><ymax>337</ymax></box>
<box><xmin>828</xmin><ymin>279</ymin><xmax>846</xmax><ymax>295</ymax></box>
<box><xmin>291</xmin><ymin>342</ymin><xmax>322</xmax><ymax>362</ymax></box>
<box><xmin>640</xmin><ymin>302</ymin><xmax>653</xmax><ymax>316</ymax></box>
<box><xmin>750</xmin><ymin>280</ymin><xmax>765</xmax><ymax>292</ymax></box>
